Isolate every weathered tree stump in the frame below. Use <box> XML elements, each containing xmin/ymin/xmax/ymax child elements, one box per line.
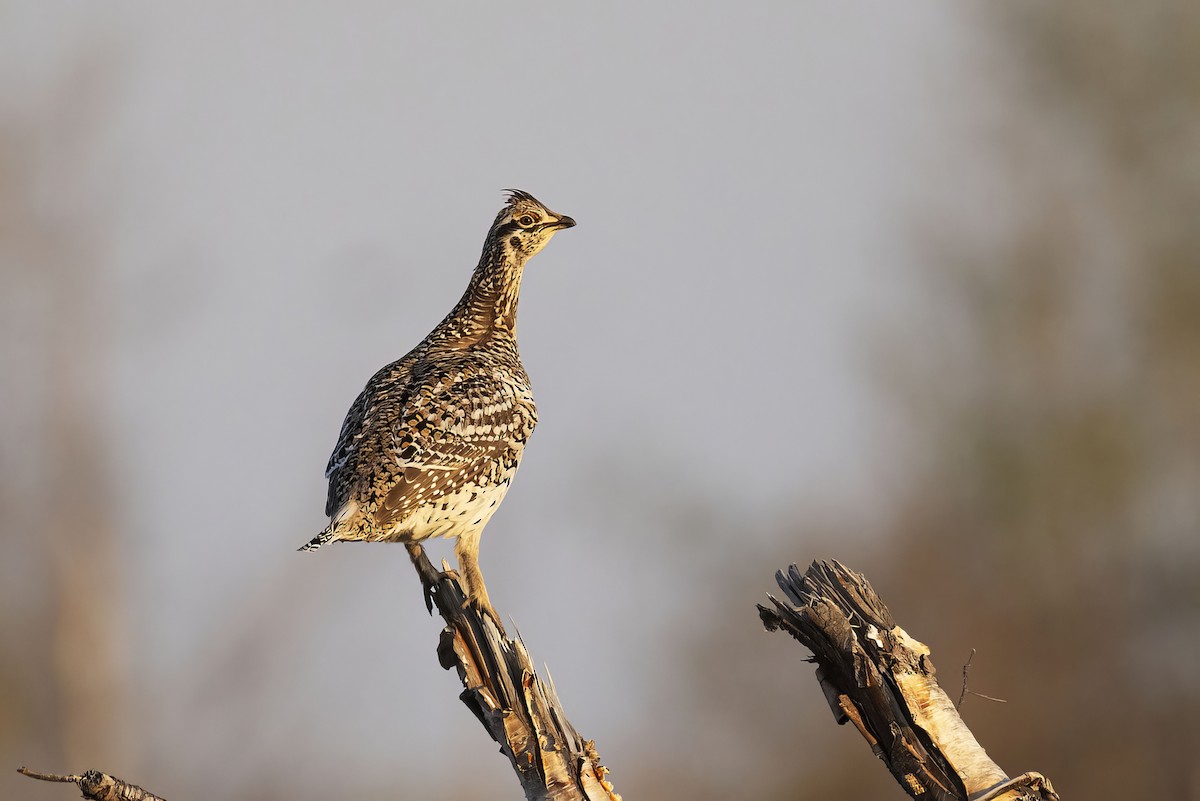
<box><xmin>18</xmin><ymin>766</ymin><xmax>167</xmax><ymax>801</ymax></box>
<box><xmin>404</xmin><ymin>543</ymin><xmax>619</xmax><ymax>801</ymax></box>
<box><xmin>18</xmin><ymin>545</ymin><xmax>619</xmax><ymax>801</ymax></box>
<box><xmin>758</xmin><ymin>560</ymin><xmax>1059</xmax><ymax>801</ymax></box>
<box><xmin>20</xmin><ymin>558</ymin><xmax>1066</xmax><ymax>801</ymax></box>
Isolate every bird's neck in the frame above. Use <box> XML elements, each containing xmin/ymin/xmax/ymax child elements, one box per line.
<box><xmin>448</xmin><ymin>240</ymin><xmax>526</xmax><ymax>340</ymax></box>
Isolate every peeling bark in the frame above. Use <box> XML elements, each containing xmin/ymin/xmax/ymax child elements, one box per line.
<box><xmin>405</xmin><ymin>544</ymin><xmax>620</xmax><ymax>801</ymax></box>
<box><xmin>18</xmin><ymin>767</ymin><xmax>166</xmax><ymax>801</ymax></box>
<box><xmin>18</xmin><ymin>547</ymin><xmax>619</xmax><ymax>801</ymax></box>
<box><xmin>758</xmin><ymin>560</ymin><xmax>1059</xmax><ymax>801</ymax></box>
<box><xmin>19</xmin><ymin>558</ymin><xmax>1065</xmax><ymax>801</ymax></box>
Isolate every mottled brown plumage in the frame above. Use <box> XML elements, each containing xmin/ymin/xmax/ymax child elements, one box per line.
<box><xmin>301</xmin><ymin>190</ymin><xmax>575</xmax><ymax>625</ymax></box>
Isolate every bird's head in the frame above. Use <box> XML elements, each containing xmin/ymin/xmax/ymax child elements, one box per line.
<box><xmin>490</xmin><ymin>189</ymin><xmax>576</xmax><ymax>263</ymax></box>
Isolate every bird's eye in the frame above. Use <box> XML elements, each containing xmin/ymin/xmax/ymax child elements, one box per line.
<box><xmin>517</xmin><ymin>214</ymin><xmax>536</xmax><ymax>228</ymax></box>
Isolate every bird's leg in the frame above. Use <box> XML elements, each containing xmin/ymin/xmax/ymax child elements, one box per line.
<box><xmin>454</xmin><ymin>534</ymin><xmax>505</xmax><ymax>636</ymax></box>
<box><xmin>405</xmin><ymin>543</ymin><xmax>435</xmax><ymax>615</ymax></box>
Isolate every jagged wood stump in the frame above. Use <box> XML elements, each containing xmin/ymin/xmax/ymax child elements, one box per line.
<box><xmin>17</xmin><ymin>767</ymin><xmax>167</xmax><ymax>801</ymax></box>
<box><xmin>19</xmin><ymin>557</ymin><xmax>1067</xmax><ymax>801</ymax></box>
<box><xmin>18</xmin><ymin>547</ymin><xmax>619</xmax><ymax>801</ymax></box>
<box><xmin>405</xmin><ymin>543</ymin><xmax>619</xmax><ymax>801</ymax></box>
<box><xmin>758</xmin><ymin>560</ymin><xmax>1059</xmax><ymax>801</ymax></box>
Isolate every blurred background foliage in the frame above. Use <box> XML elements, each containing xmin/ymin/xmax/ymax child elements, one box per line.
<box><xmin>2</xmin><ymin>2</ymin><xmax>1197</xmax><ymax>800</ymax></box>
<box><xmin>666</xmin><ymin>3</ymin><xmax>1200</xmax><ymax>799</ymax></box>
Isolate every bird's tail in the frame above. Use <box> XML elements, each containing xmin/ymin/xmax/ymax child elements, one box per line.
<box><xmin>298</xmin><ymin>527</ymin><xmax>336</xmax><ymax>552</ymax></box>
<box><xmin>301</xmin><ymin>500</ymin><xmax>358</xmax><ymax>551</ymax></box>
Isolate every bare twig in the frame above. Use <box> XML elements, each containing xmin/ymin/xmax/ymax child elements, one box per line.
<box><xmin>958</xmin><ymin>648</ymin><xmax>976</xmax><ymax>707</ymax></box>
<box><xmin>405</xmin><ymin>544</ymin><xmax>620</xmax><ymax>801</ymax></box>
<box><xmin>959</xmin><ymin>649</ymin><xmax>1008</xmax><ymax>709</ymax></box>
<box><xmin>968</xmin><ymin>690</ymin><xmax>1009</xmax><ymax>705</ymax></box>
<box><xmin>18</xmin><ymin>766</ymin><xmax>168</xmax><ymax>801</ymax></box>
<box><xmin>18</xmin><ymin>767</ymin><xmax>77</xmax><ymax>784</ymax></box>
<box><xmin>758</xmin><ymin>561</ymin><xmax>1058</xmax><ymax>801</ymax></box>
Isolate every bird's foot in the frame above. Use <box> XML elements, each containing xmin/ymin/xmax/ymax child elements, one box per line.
<box><xmin>404</xmin><ymin>543</ymin><xmax>436</xmax><ymax>614</ymax></box>
<box><xmin>464</xmin><ymin>593</ymin><xmax>507</xmax><ymax>638</ymax></box>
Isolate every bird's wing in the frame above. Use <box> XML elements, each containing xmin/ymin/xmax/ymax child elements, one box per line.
<box><xmin>324</xmin><ymin>353</ymin><xmax>418</xmax><ymax>517</ymax></box>
<box><xmin>373</xmin><ymin>434</ymin><xmax>510</xmax><ymax>528</ymax></box>
<box><xmin>373</xmin><ymin>372</ymin><xmax>533</xmax><ymax>528</ymax></box>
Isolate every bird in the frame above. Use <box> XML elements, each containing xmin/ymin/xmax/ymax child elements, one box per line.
<box><xmin>300</xmin><ymin>190</ymin><xmax>575</xmax><ymax>629</ymax></box>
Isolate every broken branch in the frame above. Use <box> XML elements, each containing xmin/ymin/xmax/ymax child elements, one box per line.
<box><xmin>405</xmin><ymin>544</ymin><xmax>619</xmax><ymax>801</ymax></box>
<box><xmin>758</xmin><ymin>560</ymin><xmax>1058</xmax><ymax>801</ymax></box>
<box><xmin>18</xmin><ymin>766</ymin><xmax>168</xmax><ymax>801</ymax></box>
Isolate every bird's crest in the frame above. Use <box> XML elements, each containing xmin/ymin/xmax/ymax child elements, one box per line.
<box><xmin>504</xmin><ymin>189</ymin><xmax>540</xmax><ymax>207</ymax></box>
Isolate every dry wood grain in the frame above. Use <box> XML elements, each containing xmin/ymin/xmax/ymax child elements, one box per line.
<box><xmin>405</xmin><ymin>544</ymin><xmax>619</xmax><ymax>801</ymax></box>
<box><xmin>758</xmin><ymin>560</ymin><xmax>1059</xmax><ymax>801</ymax></box>
<box><xmin>18</xmin><ymin>766</ymin><xmax>167</xmax><ymax>801</ymax></box>
<box><xmin>18</xmin><ymin>546</ymin><xmax>618</xmax><ymax>801</ymax></box>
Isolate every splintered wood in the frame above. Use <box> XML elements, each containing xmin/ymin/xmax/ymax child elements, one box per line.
<box><xmin>758</xmin><ymin>560</ymin><xmax>1060</xmax><ymax>801</ymax></box>
<box><xmin>18</xmin><ymin>767</ymin><xmax>168</xmax><ymax>801</ymax></box>
<box><xmin>406</xmin><ymin>544</ymin><xmax>620</xmax><ymax>801</ymax></box>
<box><xmin>17</xmin><ymin>549</ymin><xmax>617</xmax><ymax>801</ymax></box>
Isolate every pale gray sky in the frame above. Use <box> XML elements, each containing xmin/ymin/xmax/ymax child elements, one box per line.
<box><xmin>3</xmin><ymin>4</ymin><xmax>1002</xmax><ymax>798</ymax></box>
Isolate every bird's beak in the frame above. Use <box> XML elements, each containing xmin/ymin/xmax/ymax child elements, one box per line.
<box><xmin>552</xmin><ymin>215</ymin><xmax>576</xmax><ymax>230</ymax></box>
